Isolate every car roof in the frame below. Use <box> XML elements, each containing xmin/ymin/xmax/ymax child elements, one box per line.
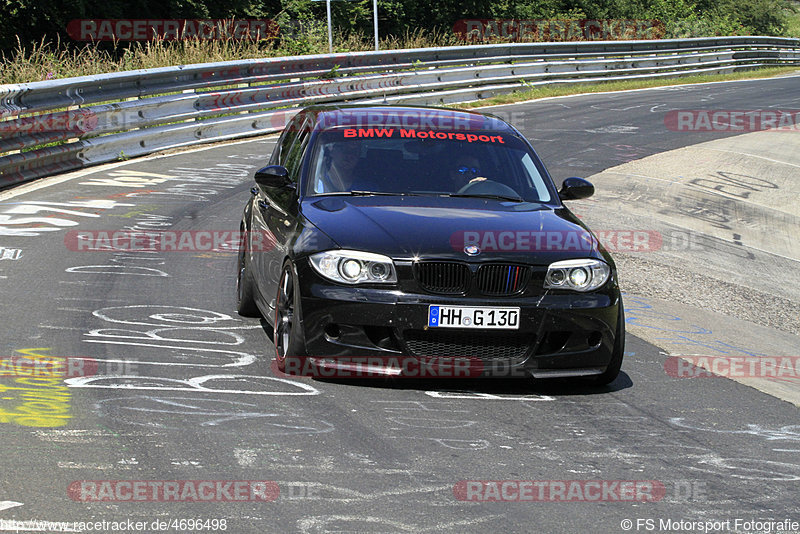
<box><xmin>300</xmin><ymin>104</ymin><xmax>517</xmax><ymax>134</ymax></box>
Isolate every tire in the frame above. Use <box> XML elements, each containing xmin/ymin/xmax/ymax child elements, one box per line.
<box><xmin>589</xmin><ymin>301</ymin><xmax>625</xmax><ymax>385</ymax></box>
<box><xmin>274</xmin><ymin>260</ymin><xmax>307</xmax><ymax>374</ymax></box>
<box><xmin>236</xmin><ymin>221</ymin><xmax>260</xmax><ymax>317</ymax></box>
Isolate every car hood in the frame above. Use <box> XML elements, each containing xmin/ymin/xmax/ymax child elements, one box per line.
<box><xmin>301</xmin><ymin>196</ymin><xmax>604</xmax><ymax>264</ymax></box>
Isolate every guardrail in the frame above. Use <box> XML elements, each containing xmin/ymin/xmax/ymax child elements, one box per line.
<box><xmin>2</xmin><ymin>36</ymin><xmax>799</xmax><ymax>186</ymax></box>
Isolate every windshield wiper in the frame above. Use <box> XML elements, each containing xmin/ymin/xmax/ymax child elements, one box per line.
<box><xmin>322</xmin><ymin>191</ymin><xmax>431</xmax><ymax>197</ymax></box>
<box><xmin>447</xmin><ymin>193</ymin><xmax>526</xmax><ymax>202</ymax></box>
<box><xmin>351</xmin><ymin>191</ymin><xmax>404</xmax><ymax>196</ymax></box>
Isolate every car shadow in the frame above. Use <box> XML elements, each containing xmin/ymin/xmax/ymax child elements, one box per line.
<box><xmin>310</xmin><ymin>371</ymin><xmax>632</xmax><ymax>397</ymax></box>
<box><xmin>269</xmin><ymin>361</ymin><xmax>633</xmax><ymax>397</ymax></box>
<box><xmin>259</xmin><ymin>318</ymin><xmax>632</xmax><ymax>397</ymax></box>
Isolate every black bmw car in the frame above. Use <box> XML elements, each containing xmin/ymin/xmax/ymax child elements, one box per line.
<box><xmin>237</xmin><ymin>105</ymin><xmax>624</xmax><ymax>384</ymax></box>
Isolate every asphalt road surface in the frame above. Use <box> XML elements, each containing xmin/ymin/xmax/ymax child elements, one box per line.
<box><xmin>1</xmin><ymin>75</ymin><xmax>799</xmax><ymax>534</ymax></box>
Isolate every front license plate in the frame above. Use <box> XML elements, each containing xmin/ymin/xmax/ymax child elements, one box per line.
<box><xmin>428</xmin><ymin>306</ymin><xmax>520</xmax><ymax>329</ymax></box>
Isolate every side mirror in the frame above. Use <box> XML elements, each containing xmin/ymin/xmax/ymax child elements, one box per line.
<box><xmin>254</xmin><ymin>165</ymin><xmax>294</xmax><ymax>189</ymax></box>
<box><xmin>558</xmin><ymin>177</ymin><xmax>594</xmax><ymax>201</ymax></box>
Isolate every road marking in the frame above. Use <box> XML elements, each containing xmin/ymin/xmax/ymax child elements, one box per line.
<box><xmin>92</xmin><ymin>396</ymin><xmax>334</xmax><ymax>433</ymax></box>
<box><xmin>66</xmin><ymin>265</ymin><xmax>170</xmax><ymax>276</ymax></box>
<box><xmin>688</xmin><ymin>454</ymin><xmax>800</xmax><ymax>481</ymax></box>
<box><xmin>670</xmin><ymin>418</ymin><xmax>800</xmax><ymax>441</ymax></box>
<box><xmin>424</xmin><ymin>391</ymin><xmax>555</xmax><ymax>401</ymax></box>
<box><xmin>298</xmin><ymin>514</ymin><xmax>498</xmax><ymax>533</ymax></box>
<box><xmin>0</xmin><ymin>136</ymin><xmax>279</xmax><ymax>202</ymax></box>
<box><xmin>65</xmin><ymin>374</ymin><xmax>320</xmax><ymax>395</ymax></box>
<box><xmin>0</xmin><ymin>501</ymin><xmax>23</xmax><ymax>512</ymax></box>
<box><xmin>233</xmin><ymin>449</ymin><xmax>258</xmax><ymax>467</ymax></box>
<box><xmin>0</xmin><ymin>247</ymin><xmax>22</xmax><ymax>260</ymax></box>
<box><xmin>57</xmin><ymin>462</ymin><xmax>117</xmax><ymax>470</ymax></box>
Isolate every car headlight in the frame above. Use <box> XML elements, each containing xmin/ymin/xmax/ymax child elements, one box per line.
<box><xmin>544</xmin><ymin>259</ymin><xmax>610</xmax><ymax>292</ymax></box>
<box><xmin>309</xmin><ymin>250</ymin><xmax>398</xmax><ymax>284</ymax></box>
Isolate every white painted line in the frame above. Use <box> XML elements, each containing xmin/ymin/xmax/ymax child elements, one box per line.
<box><xmin>57</xmin><ymin>462</ymin><xmax>116</xmax><ymax>470</ymax></box>
<box><xmin>81</xmin><ymin>341</ymin><xmax>257</xmax><ymax>368</ymax></box>
<box><xmin>0</xmin><ymin>501</ymin><xmax>22</xmax><ymax>512</ymax></box>
<box><xmin>0</xmin><ymin>248</ymin><xmax>22</xmax><ymax>260</ymax></box>
<box><xmin>298</xmin><ymin>514</ymin><xmax>498</xmax><ymax>533</ymax></box>
<box><xmin>65</xmin><ymin>374</ymin><xmax>321</xmax><ymax>396</ymax></box>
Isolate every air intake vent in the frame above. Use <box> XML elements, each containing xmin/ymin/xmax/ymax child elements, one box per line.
<box><xmin>415</xmin><ymin>262</ymin><xmax>470</xmax><ymax>294</ymax></box>
<box><xmin>476</xmin><ymin>264</ymin><xmax>529</xmax><ymax>295</ymax></box>
<box><xmin>404</xmin><ymin>330</ymin><xmax>533</xmax><ymax>360</ymax></box>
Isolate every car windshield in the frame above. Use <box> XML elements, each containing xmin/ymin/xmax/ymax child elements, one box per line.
<box><xmin>305</xmin><ymin>127</ymin><xmax>554</xmax><ymax>203</ymax></box>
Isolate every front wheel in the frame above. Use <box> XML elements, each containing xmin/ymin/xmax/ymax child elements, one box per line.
<box><xmin>274</xmin><ymin>260</ymin><xmax>307</xmax><ymax>374</ymax></box>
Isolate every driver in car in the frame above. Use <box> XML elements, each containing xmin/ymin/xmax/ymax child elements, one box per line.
<box><xmin>449</xmin><ymin>154</ymin><xmax>487</xmax><ymax>192</ymax></box>
<box><xmin>321</xmin><ymin>143</ymin><xmax>362</xmax><ymax>192</ymax></box>
<box><xmin>448</xmin><ymin>152</ymin><xmax>523</xmax><ymax>199</ymax></box>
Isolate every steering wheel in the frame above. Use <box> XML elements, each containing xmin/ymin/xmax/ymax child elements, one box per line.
<box><xmin>455</xmin><ymin>178</ymin><xmax>520</xmax><ymax>197</ymax></box>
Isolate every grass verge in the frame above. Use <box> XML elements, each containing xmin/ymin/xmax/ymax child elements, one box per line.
<box><xmin>0</xmin><ymin>28</ymin><xmax>461</xmax><ymax>85</ymax></box>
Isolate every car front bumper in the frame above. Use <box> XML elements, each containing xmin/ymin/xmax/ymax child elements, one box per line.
<box><xmin>289</xmin><ymin>260</ymin><xmax>622</xmax><ymax>379</ymax></box>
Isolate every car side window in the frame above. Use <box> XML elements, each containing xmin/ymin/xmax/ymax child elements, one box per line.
<box><xmin>283</xmin><ymin>120</ymin><xmax>312</xmax><ymax>184</ymax></box>
<box><xmin>518</xmin><ymin>153</ymin><xmax>546</xmax><ymax>200</ymax></box>
<box><xmin>273</xmin><ymin>114</ymin><xmax>304</xmax><ymax>166</ymax></box>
